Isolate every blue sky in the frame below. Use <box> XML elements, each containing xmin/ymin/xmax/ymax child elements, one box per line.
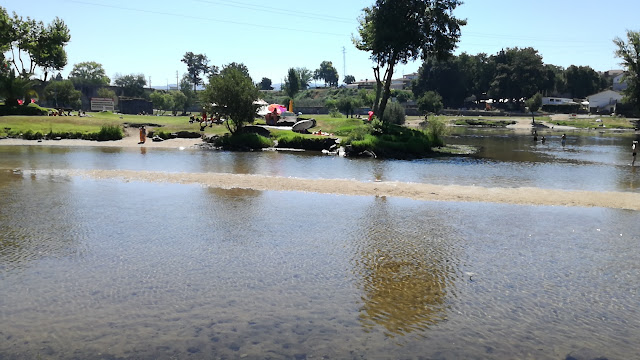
<box><xmin>4</xmin><ymin>0</ymin><xmax>638</xmax><ymax>87</ymax></box>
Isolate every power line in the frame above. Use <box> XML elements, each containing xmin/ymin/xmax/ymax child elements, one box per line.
<box><xmin>66</xmin><ymin>0</ymin><xmax>348</xmax><ymax>37</ymax></box>
<box><xmin>190</xmin><ymin>0</ymin><xmax>356</xmax><ymax>24</ymax></box>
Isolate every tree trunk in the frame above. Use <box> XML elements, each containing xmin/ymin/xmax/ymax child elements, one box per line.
<box><xmin>531</xmin><ymin>111</ymin><xmax>535</xmax><ymax>124</ymax></box>
<box><xmin>377</xmin><ymin>54</ymin><xmax>397</xmax><ymax>123</ymax></box>
<box><xmin>372</xmin><ymin>67</ymin><xmax>382</xmax><ymax>117</ymax></box>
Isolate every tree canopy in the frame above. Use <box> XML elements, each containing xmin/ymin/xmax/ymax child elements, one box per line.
<box><xmin>200</xmin><ymin>67</ymin><xmax>259</xmax><ymax>134</ymax></box>
<box><xmin>44</xmin><ymin>79</ymin><xmax>81</xmax><ymax>109</ymax></box>
<box><xmin>259</xmin><ymin>77</ymin><xmax>273</xmax><ymax>90</ymax></box>
<box><xmin>614</xmin><ymin>30</ymin><xmax>640</xmax><ymax>110</ymax></box>
<box><xmin>69</xmin><ymin>61</ymin><xmax>110</xmax><ymax>87</ymax></box>
<box><xmin>343</xmin><ymin>75</ymin><xmax>356</xmax><ymax>84</ymax></box>
<box><xmin>283</xmin><ymin>68</ymin><xmax>300</xmax><ymax>99</ymax></box>
<box><xmin>114</xmin><ymin>73</ymin><xmax>146</xmax><ymax>98</ymax></box>
<box><xmin>313</xmin><ymin>61</ymin><xmax>339</xmax><ymax>87</ymax></box>
<box><xmin>181</xmin><ymin>52</ymin><xmax>215</xmax><ymax>92</ymax></box>
<box><xmin>1</xmin><ymin>8</ymin><xmax>70</xmax><ymax>80</ymax></box>
<box><xmin>354</xmin><ymin>0</ymin><xmax>465</xmax><ymax>122</ymax></box>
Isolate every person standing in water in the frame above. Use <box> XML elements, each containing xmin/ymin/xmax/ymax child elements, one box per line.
<box><xmin>561</xmin><ymin>134</ymin><xmax>566</xmax><ymax>147</ymax></box>
<box><xmin>633</xmin><ymin>140</ymin><xmax>637</xmax><ymax>166</ymax></box>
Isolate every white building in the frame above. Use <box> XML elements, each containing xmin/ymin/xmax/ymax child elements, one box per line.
<box><xmin>613</xmin><ymin>73</ymin><xmax>628</xmax><ymax>92</ymax></box>
<box><xmin>586</xmin><ymin>90</ymin><xmax>623</xmax><ymax>113</ymax></box>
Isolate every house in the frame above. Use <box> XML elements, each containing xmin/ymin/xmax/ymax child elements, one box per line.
<box><xmin>586</xmin><ymin>90</ymin><xmax>623</xmax><ymax>113</ymax></box>
<box><xmin>613</xmin><ymin>73</ymin><xmax>628</xmax><ymax>91</ymax></box>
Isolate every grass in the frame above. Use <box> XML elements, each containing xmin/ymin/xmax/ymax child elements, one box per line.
<box><xmin>549</xmin><ymin>116</ymin><xmax>636</xmax><ymax>129</ymax></box>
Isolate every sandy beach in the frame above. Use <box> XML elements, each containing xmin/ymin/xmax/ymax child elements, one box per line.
<box><xmin>3</xmin><ymin>132</ymin><xmax>639</xmax><ymax>211</ymax></box>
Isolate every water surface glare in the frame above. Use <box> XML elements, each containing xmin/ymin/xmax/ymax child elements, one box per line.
<box><xmin>1</xmin><ymin>173</ymin><xmax>639</xmax><ymax>359</ymax></box>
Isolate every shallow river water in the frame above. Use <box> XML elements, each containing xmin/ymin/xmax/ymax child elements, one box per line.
<box><xmin>0</xmin><ymin>131</ymin><xmax>639</xmax><ymax>359</ymax></box>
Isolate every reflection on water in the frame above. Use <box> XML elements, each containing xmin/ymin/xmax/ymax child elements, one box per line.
<box><xmin>353</xmin><ymin>197</ymin><xmax>459</xmax><ymax>338</ymax></box>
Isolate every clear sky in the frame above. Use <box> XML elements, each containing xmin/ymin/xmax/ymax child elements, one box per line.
<box><xmin>4</xmin><ymin>0</ymin><xmax>639</xmax><ymax>87</ymax></box>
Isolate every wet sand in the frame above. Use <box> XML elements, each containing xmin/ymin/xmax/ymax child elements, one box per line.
<box><xmin>55</xmin><ymin>169</ymin><xmax>638</xmax><ymax>211</ymax></box>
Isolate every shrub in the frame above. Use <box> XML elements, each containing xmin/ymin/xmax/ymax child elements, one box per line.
<box><xmin>426</xmin><ymin>117</ymin><xmax>448</xmax><ymax>147</ymax></box>
<box><xmin>382</xmin><ymin>102</ymin><xmax>406</xmax><ymax>125</ymax></box>
<box><xmin>212</xmin><ymin>133</ymin><xmax>272</xmax><ymax>150</ymax></box>
<box><xmin>95</xmin><ymin>125</ymin><xmax>124</xmax><ymax>141</ymax></box>
<box><xmin>329</xmin><ymin>109</ymin><xmax>343</xmax><ymax>118</ymax></box>
<box><xmin>0</xmin><ymin>104</ymin><xmax>48</xmax><ymax>116</ymax></box>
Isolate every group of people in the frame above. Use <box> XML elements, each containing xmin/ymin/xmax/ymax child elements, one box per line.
<box><xmin>532</xmin><ymin>130</ymin><xmax>566</xmax><ymax>146</ymax></box>
<box><xmin>189</xmin><ymin>113</ymin><xmax>223</xmax><ymax>131</ymax></box>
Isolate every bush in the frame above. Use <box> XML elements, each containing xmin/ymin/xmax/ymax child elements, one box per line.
<box><xmin>95</xmin><ymin>125</ymin><xmax>124</xmax><ymax>141</ymax></box>
<box><xmin>212</xmin><ymin>133</ymin><xmax>272</xmax><ymax>150</ymax></box>
<box><xmin>329</xmin><ymin>109</ymin><xmax>343</xmax><ymax>118</ymax></box>
<box><xmin>275</xmin><ymin>133</ymin><xmax>337</xmax><ymax>151</ymax></box>
<box><xmin>426</xmin><ymin>117</ymin><xmax>448</xmax><ymax>147</ymax></box>
<box><xmin>382</xmin><ymin>102</ymin><xmax>406</xmax><ymax>125</ymax></box>
<box><xmin>0</xmin><ymin>104</ymin><xmax>48</xmax><ymax>116</ymax></box>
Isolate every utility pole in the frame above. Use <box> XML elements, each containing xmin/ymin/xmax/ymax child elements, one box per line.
<box><xmin>176</xmin><ymin>71</ymin><xmax>179</xmax><ymax>90</ymax></box>
<box><xmin>342</xmin><ymin>46</ymin><xmax>346</xmax><ymax>81</ymax></box>
<box><xmin>149</xmin><ymin>76</ymin><xmax>152</xmax><ymax>89</ymax></box>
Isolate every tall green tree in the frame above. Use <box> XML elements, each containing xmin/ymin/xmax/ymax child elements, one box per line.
<box><xmin>3</xmin><ymin>10</ymin><xmax>70</xmax><ymax>80</ymax></box>
<box><xmin>69</xmin><ymin>61</ymin><xmax>110</xmax><ymax>87</ymax></box>
<box><xmin>181</xmin><ymin>52</ymin><xmax>216</xmax><ymax>92</ymax></box>
<box><xmin>417</xmin><ymin>90</ymin><xmax>443</xmax><ymax>116</ymax></box>
<box><xmin>296</xmin><ymin>67</ymin><xmax>313</xmax><ymax>90</ymax></box>
<box><xmin>283</xmin><ymin>67</ymin><xmax>300</xmax><ymax>99</ymax></box>
<box><xmin>489</xmin><ymin>47</ymin><xmax>546</xmax><ymax>105</ymax></box>
<box><xmin>44</xmin><ymin>79</ymin><xmax>81</xmax><ymax>109</ymax></box>
<box><xmin>344</xmin><ymin>75</ymin><xmax>356</xmax><ymax>84</ymax></box>
<box><xmin>179</xmin><ymin>74</ymin><xmax>195</xmax><ymax>115</ymax></box>
<box><xmin>201</xmin><ymin>67</ymin><xmax>259</xmax><ymax>134</ymax></box>
<box><xmin>313</xmin><ymin>61</ymin><xmax>339</xmax><ymax>87</ymax></box>
<box><xmin>114</xmin><ymin>73</ymin><xmax>146</xmax><ymax>97</ymax></box>
<box><xmin>354</xmin><ymin>0</ymin><xmax>465</xmax><ymax>122</ymax></box>
<box><xmin>565</xmin><ymin>65</ymin><xmax>604</xmax><ymax>98</ymax></box>
<box><xmin>614</xmin><ymin>30</ymin><xmax>640</xmax><ymax>111</ymax></box>
<box><xmin>525</xmin><ymin>92</ymin><xmax>542</xmax><ymax>124</ymax></box>
<box><xmin>259</xmin><ymin>77</ymin><xmax>273</xmax><ymax>90</ymax></box>
<box><xmin>412</xmin><ymin>55</ymin><xmax>468</xmax><ymax>108</ymax></box>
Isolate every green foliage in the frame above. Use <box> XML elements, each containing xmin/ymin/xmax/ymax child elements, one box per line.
<box><xmin>97</xmin><ymin>87</ymin><xmax>116</xmax><ymax>100</ymax></box>
<box><xmin>381</xmin><ymin>102</ymin><xmax>406</xmax><ymax>125</ymax></box>
<box><xmin>114</xmin><ymin>74</ymin><xmax>146</xmax><ymax>98</ymax></box>
<box><xmin>69</xmin><ymin>61</ymin><xmax>110</xmax><ymax>87</ymax></box>
<box><xmin>180</xmin><ymin>74</ymin><xmax>195</xmax><ymax>114</ymax></box>
<box><xmin>425</xmin><ymin>117</ymin><xmax>448</xmax><ymax>146</ymax></box>
<box><xmin>0</xmin><ymin>103</ymin><xmax>48</xmax><ymax>116</ymax></box>
<box><xmin>346</xmin><ymin>125</ymin><xmax>435</xmax><ymax>159</ymax></box>
<box><xmin>221</xmin><ymin>62</ymin><xmax>250</xmax><ymax>79</ymax></box>
<box><xmin>3</xmin><ymin>11</ymin><xmax>70</xmax><ymax>80</ymax></box>
<box><xmin>329</xmin><ymin>109</ymin><xmax>343</xmax><ymax>118</ymax></box>
<box><xmin>525</xmin><ymin>93</ymin><xmax>542</xmax><ymax>113</ymax></box>
<box><xmin>95</xmin><ymin>125</ymin><xmax>123</xmax><ymax>141</ymax></box>
<box><xmin>201</xmin><ymin>67</ymin><xmax>259</xmax><ymax>134</ymax></box>
<box><xmin>344</xmin><ymin>75</ymin><xmax>356</xmax><ymax>84</ymax></box>
<box><xmin>182</xmin><ymin>52</ymin><xmax>215</xmax><ymax>92</ymax></box>
<box><xmin>565</xmin><ymin>65</ymin><xmax>606</xmax><ymax>98</ymax></box>
<box><xmin>43</xmin><ymin>79</ymin><xmax>81</xmax><ymax>109</ymax></box>
<box><xmin>0</xmin><ymin>69</ymin><xmax>36</xmax><ymax>105</ymax></box>
<box><xmin>259</xmin><ymin>77</ymin><xmax>273</xmax><ymax>90</ymax></box>
<box><xmin>212</xmin><ymin>132</ymin><xmax>272</xmax><ymax>150</ymax></box>
<box><xmin>614</xmin><ymin>30</ymin><xmax>640</xmax><ymax>110</ymax></box>
<box><xmin>313</xmin><ymin>61</ymin><xmax>339</xmax><ymax>87</ymax></box>
<box><xmin>417</xmin><ymin>91</ymin><xmax>443</xmax><ymax>115</ymax></box>
<box><xmin>283</xmin><ymin>68</ymin><xmax>300</xmax><ymax>99</ymax></box>
<box><xmin>490</xmin><ymin>47</ymin><xmax>546</xmax><ymax>103</ymax></box>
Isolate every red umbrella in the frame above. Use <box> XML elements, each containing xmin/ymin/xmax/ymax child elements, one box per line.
<box><xmin>267</xmin><ymin>104</ymin><xmax>286</xmax><ymax>114</ymax></box>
